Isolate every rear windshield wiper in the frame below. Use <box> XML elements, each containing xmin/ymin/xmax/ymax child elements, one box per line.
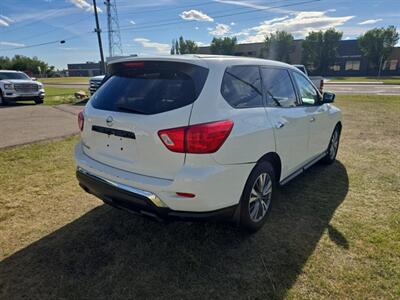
<box><xmin>116</xmin><ymin>105</ymin><xmax>149</xmax><ymax>115</ymax></box>
<box><xmin>265</xmin><ymin>90</ymin><xmax>282</xmax><ymax>107</ymax></box>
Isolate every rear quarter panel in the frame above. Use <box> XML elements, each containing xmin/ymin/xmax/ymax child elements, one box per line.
<box><xmin>188</xmin><ymin>61</ymin><xmax>276</xmax><ymax>165</ymax></box>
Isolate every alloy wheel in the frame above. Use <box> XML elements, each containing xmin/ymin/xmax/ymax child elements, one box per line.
<box><xmin>248</xmin><ymin>173</ymin><xmax>272</xmax><ymax>222</ymax></box>
<box><xmin>329</xmin><ymin>130</ymin><xmax>339</xmax><ymax>159</ymax></box>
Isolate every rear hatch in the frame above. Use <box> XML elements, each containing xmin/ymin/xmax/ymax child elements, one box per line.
<box><xmin>81</xmin><ymin>59</ymin><xmax>209</xmax><ymax>179</ymax></box>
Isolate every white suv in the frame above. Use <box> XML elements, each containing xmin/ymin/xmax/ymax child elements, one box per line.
<box><xmin>75</xmin><ymin>55</ymin><xmax>341</xmax><ymax>231</ymax></box>
<box><xmin>0</xmin><ymin>70</ymin><xmax>45</xmax><ymax>105</ymax></box>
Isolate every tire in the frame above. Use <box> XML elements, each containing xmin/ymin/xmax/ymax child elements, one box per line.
<box><xmin>35</xmin><ymin>99</ymin><xmax>44</xmax><ymax>104</ymax></box>
<box><xmin>239</xmin><ymin>161</ymin><xmax>276</xmax><ymax>232</ymax></box>
<box><xmin>0</xmin><ymin>92</ymin><xmax>8</xmax><ymax>106</ymax></box>
<box><xmin>321</xmin><ymin>125</ymin><xmax>341</xmax><ymax>164</ymax></box>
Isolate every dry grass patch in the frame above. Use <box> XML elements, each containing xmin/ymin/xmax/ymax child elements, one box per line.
<box><xmin>0</xmin><ymin>94</ymin><xmax>399</xmax><ymax>299</ymax></box>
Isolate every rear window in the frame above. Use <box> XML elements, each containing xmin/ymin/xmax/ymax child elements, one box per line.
<box><xmin>90</xmin><ymin>61</ymin><xmax>209</xmax><ymax>115</ymax></box>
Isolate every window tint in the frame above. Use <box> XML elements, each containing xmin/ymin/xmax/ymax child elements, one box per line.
<box><xmin>90</xmin><ymin>61</ymin><xmax>208</xmax><ymax>115</ymax></box>
<box><xmin>221</xmin><ymin>66</ymin><xmax>262</xmax><ymax>108</ymax></box>
<box><xmin>292</xmin><ymin>71</ymin><xmax>319</xmax><ymax>106</ymax></box>
<box><xmin>260</xmin><ymin>68</ymin><xmax>297</xmax><ymax>108</ymax></box>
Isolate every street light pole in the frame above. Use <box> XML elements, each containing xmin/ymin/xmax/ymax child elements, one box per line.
<box><xmin>93</xmin><ymin>0</ymin><xmax>106</xmax><ymax>74</ymax></box>
<box><xmin>377</xmin><ymin>55</ymin><xmax>384</xmax><ymax>79</ymax></box>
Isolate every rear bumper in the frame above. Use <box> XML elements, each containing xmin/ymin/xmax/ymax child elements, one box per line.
<box><xmin>75</xmin><ymin>142</ymin><xmax>254</xmax><ymax>213</ymax></box>
<box><xmin>77</xmin><ymin>167</ymin><xmax>237</xmax><ymax>221</ymax></box>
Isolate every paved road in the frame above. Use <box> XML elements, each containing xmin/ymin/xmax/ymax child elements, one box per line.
<box><xmin>0</xmin><ymin>104</ymin><xmax>83</xmax><ymax>149</ymax></box>
<box><xmin>325</xmin><ymin>84</ymin><xmax>400</xmax><ymax>95</ymax></box>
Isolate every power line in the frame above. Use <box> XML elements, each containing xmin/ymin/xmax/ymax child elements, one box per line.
<box><xmin>118</xmin><ymin>1</ymin><xmax>216</xmax><ymax>15</ymax></box>
<box><xmin>0</xmin><ymin>6</ymin><xmax>73</xmax><ymax>34</ymax></box>
<box><xmin>0</xmin><ymin>0</ymin><xmax>322</xmax><ymax>52</ymax></box>
<box><xmin>12</xmin><ymin>17</ymin><xmax>90</xmax><ymax>43</ymax></box>
<box><xmin>117</xmin><ymin>0</ymin><xmax>321</xmax><ymax>33</ymax></box>
<box><xmin>117</xmin><ymin>0</ymin><xmax>298</xmax><ymax>31</ymax></box>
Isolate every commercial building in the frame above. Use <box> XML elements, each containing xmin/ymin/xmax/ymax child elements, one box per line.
<box><xmin>67</xmin><ymin>55</ymin><xmax>138</xmax><ymax>77</ymax></box>
<box><xmin>198</xmin><ymin>39</ymin><xmax>400</xmax><ymax>76</ymax></box>
<box><xmin>67</xmin><ymin>62</ymin><xmax>101</xmax><ymax>77</ymax></box>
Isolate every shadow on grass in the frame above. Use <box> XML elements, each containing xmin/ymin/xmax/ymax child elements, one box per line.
<box><xmin>0</xmin><ymin>161</ymin><xmax>348</xmax><ymax>299</ymax></box>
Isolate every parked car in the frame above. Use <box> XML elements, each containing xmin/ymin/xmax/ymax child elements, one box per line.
<box><xmin>75</xmin><ymin>56</ymin><xmax>342</xmax><ymax>232</ymax></box>
<box><xmin>0</xmin><ymin>70</ymin><xmax>45</xmax><ymax>105</ymax></box>
<box><xmin>89</xmin><ymin>75</ymin><xmax>105</xmax><ymax>96</ymax></box>
<box><xmin>292</xmin><ymin>64</ymin><xmax>324</xmax><ymax>92</ymax></box>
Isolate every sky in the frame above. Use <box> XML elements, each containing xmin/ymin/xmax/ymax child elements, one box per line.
<box><xmin>0</xmin><ymin>0</ymin><xmax>399</xmax><ymax>69</ymax></box>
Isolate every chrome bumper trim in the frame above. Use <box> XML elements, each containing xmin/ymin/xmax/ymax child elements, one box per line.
<box><xmin>77</xmin><ymin>167</ymin><xmax>168</xmax><ymax>208</ymax></box>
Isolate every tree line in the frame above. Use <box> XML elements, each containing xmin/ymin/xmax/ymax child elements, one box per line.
<box><xmin>0</xmin><ymin>55</ymin><xmax>55</xmax><ymax>76</ymax></box>
<box><xmin>171</xmin><ymin>26</ymin><xmax>399</xmax><ymax>74</ymax></box>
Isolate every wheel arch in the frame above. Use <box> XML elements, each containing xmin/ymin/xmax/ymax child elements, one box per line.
<box><xmin>336</xmin><ymin>121</ymin><xmax>342</xmax><ymax>133</ymax></box>
<box><xmin>257</xmin><ymin>152</ymin><xmax>282</xmax><ymax>183</ymax></box>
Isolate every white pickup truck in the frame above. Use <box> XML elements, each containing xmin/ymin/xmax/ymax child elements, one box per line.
<box><xmin>0</xmin><ymin>70</ymin><xmax>45</xmax><ymax>105</ymax></box>
<box><xmin>89</xmin><ymin>75</ymin><xmax>106</xmax><ymax>96</ymax></box>
<box><xmin>292</xmin><ymin>65</ymin><xmax>324</xmax><ymax>92</ymax></box>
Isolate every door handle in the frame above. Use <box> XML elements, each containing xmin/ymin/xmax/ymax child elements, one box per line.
<box><xmin>309</xmin><ymin>117</ymin><xmax>316</xmax><ymax>122</ymax></box>
<box><xmin>276</xmin><ymin>121</ymin><xmax>285</xmax><ymax>129</ymax></box>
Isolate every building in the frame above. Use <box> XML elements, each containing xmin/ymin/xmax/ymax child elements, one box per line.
<box><xmin>67</xmin><ymin>55</ymin><xmax>138</xmax><ymax>77</ymax></box>
<box><xmin>198</xmin><ymin>39</ymin><xmax>400</xmax><ymax>76</ymax></box>
<box><xmin>67</xmin><ymin>62</ymin><xmax>101</xmax><ymax>77</ymax></box>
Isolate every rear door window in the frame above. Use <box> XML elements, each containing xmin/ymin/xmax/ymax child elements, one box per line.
<box><xmin>260</xmin><ymin>68</ymin><xmax>297</xmax><ymax>108</ymax></box>
<box><xmin>221</xmin><ymin>65</ymin><xmax>263</xmax><ymax>108</ymax></box>
<box><xmin>90</xmin><ymin>61</ymin><xmax>209</xmax><ymax>115</ymax></box>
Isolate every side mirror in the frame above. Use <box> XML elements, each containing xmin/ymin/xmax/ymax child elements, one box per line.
<box><xmin>322</xmin><ymin>92</ymin><xmax>335</xmax><ymax>103</ymax></box>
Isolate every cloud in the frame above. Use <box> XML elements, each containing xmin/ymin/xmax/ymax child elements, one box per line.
<box><xmin>129</xmin><ymin>20</ymin><xmax>136</xmax><ymax>25</ymax></box>
<box><xmin>180</xmin><ymin>10</ymin><xmax>214</xmax><ymax>22</ymax></box>
<box><xmin>237</xmin><ymin>11</ymin><xmax>354</xmax><ymax>43</ymax></box>
<box><xmin>134</xmin><ymin>38</ymin><xmax>170</xmax><ymax>54</ymax></box>
<box><xmin>358</xmin><ymin>18</ymin><xmax>382</xmax><ymax>25</ymax></box>
<box><xmin>209</xmin><ymin>23</ymin><xmax>231</xmax><ymax>36</ymax></box>
<box><xmin>230</xmin><ymin>22</ymin><xmax>235</xmax><ymax>26</ymax></box>
<box><xmin>0</xmin><ymin>19</ymin><xmax>8</xmax><ymax>27</ymax></box>
<box><xmin>0</xmin><ymin>41</ymin><xmax>25</xmax><ymax>47</ymax></box>
<box><xmin>214</xmin><ymin>0</ymin><xmax>269</xmax><ymax>10</ymax></box>
<box><xmin>213</xmin><ymin>0</ymin><xmax>294</xmax><ymax>14</ymax></box>
<box><xmin>0</xmin><ymin>15</ymin><xmax>14</xmax><ymax>26</ymax></box>
<box><xmin>195</xmin><ymin>41</ymin><xmax>207</xmax><ymax>46</ymax></box>
<box><xmin>68</xmin><ymin>0</ymin><xmax>102</xmax><ymax>13</ymax></box>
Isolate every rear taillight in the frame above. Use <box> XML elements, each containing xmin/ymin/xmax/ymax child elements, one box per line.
<box><xmin>158</xmin><ymin>127</ymin><xmax>185</xmax><ymax>153</ymax></box>
<box><xmin>78</xmin><ymin>110</ymin><xmax>84</xmax><ymax>131</ymax></box>
<box><xmin>158</xmin><ymin>120</ymin><xmax>233</xmax><ymax>154</ymax></box>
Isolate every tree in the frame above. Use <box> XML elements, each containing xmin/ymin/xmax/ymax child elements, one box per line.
<box><xmin>171</xmin><ymin>36</ymin><xmax>198</xmax><ymax>54</ymax></box>
<box><xmin>358</xmin><ymin>26</ymin><xmax>399</xmax><ymax>70</ymax></box>
<box><xmin>262</xmin><ymin>31</ymin><xmax>294</xmax><ymax>62</ymax></box>
<box><xmin>184</xmin><ymin>40</ymin><xmax>199</xmax><ymax>54</ymax></box>
<box><xmin>0</xmin><ymin>56</ymin><xmax>11</xmax><ymax>69</ymax></box>
<box><xmin>209</xmin><ymin>37</ymin><xmax>237</xmax><ymax>55</ymax></box>
<box><xmin>0</xmin><ymin>55</ymin><xmax>54</xmax><ymax>76</ymax></box>
<box><xmin>302</xmin><ymin>28</ymin><xmax>342</xmax><ymax>74</ymax></box>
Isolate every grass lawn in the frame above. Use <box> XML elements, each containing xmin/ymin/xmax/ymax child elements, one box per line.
<box><xmin>43</xmin><ymin>86</ymin><xmax>87</xmax><ymax>105</ymax></box>
<box><xmin>328</xmin><ymin>76</ymin><xmax>400</xmax><ymax>84</ymax></box>
<box><xmin>39</xmin><ymin>76</ymin><xmax>90</xmax><ymax>84</ymax></box>
<box><xmin>0</xmin><ymin>94</ymin><xmax>399</xmax><ymax>299</ymax></box>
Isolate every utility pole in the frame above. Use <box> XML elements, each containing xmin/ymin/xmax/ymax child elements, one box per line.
<box><xmin>93</xmin><ymin>0</ymin><xmax>106</xmax><ymax>74</ymax></box>
<box><xmin>378</xmin><ymin>55</ymin><xmax>384</xmax><ymax>79</ymax></box>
